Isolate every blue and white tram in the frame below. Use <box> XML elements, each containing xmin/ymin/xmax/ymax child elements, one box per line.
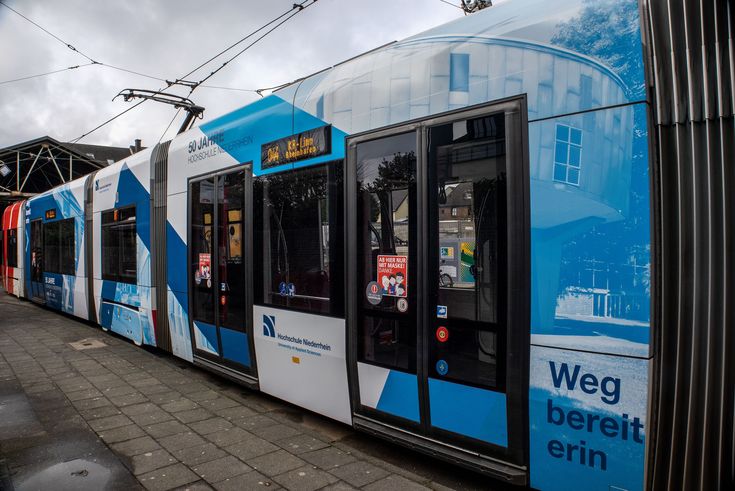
<box><xmin>5</xmin><ymin>0</ymin><xmax>731</xmax><ymax>489</ymax></box>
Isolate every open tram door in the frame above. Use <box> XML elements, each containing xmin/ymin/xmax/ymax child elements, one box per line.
<box><xmin>346</xmin><ymin>98</ymin><xmax>530</xmax><ymax>483</ymax></box>
<box><xmin>187</xmin><ymin>165</ymin><xmax>257</xmax><ymax>386</ymax></box>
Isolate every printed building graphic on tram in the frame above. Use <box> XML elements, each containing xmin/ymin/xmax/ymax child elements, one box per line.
<box><xmin>280</xmin><ymin>0</ymin><xmax>650</xmax><ymax>342</ymax></box>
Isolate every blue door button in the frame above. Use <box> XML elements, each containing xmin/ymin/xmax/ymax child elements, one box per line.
<box><xmin>436</xmin><ymin>359</ymin><xmax>449</xmax><ymax>376</ymax></box>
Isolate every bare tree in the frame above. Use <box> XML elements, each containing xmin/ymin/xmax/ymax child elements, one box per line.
<box><xmin>461</xmin><ymin>0</ymin><xmax>492</xmax><ymax>14</ymax></box>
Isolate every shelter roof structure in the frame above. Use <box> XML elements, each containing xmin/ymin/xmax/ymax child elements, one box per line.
<box><xmin>0</xmin><ymin>136</ymin><xmax>132</xmax><ymax>208</ymax></box>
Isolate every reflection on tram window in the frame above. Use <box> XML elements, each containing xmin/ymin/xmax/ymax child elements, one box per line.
<box><xmin>43</xmin><ymin>218</ymin><xmax>75</xmax><ymax>275</ymax></box>
<box><xmin>360</xmin><ymin>316</ymin><xmax>417</xmax><ymax>372</ymax></box>
<box><xmin>429</xmin><ymin>113</ymin><xmax>507</xmax><ymax>389</ymax></box>
<box><xmin>101</xmin><ymin>207</ymin><xmax>137</xmax><ymax>284</ymax></box>
<box><xmin>43</xmin><ymin>220</ymin><xmax>60</xmax><ymax>274</ymax></box>
<box><xmin>191</xmin><ymin>178</ymin><xmax>215</xmax><ymax>325</ymax></box>
<box><xmin>356</xmin><ymin>132</ymin><xmax>417</xmax><ymax>372</ymax></box>
<box><xmin>218</xmin><ymin>171</ymin><xmax>246</xmax><ymax>331</ymax></box>
<box><xmin>254</xmin><ymin>161</ymin><xmax>343</xmax><ymax>316</ymax></box>
<box><xmin>30</xmin><ymin>221</ymin><xmax>43</xmax><ymax>282</ymax></box>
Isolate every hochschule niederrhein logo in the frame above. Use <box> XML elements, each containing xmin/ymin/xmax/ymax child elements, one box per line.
<box><xmin>263</xmin><ymin>314</ymin><xmax>276</xmax><ymax>337</ymax></box>
<box><xmin>262</xmin><ymin>313</ymin><xmax>332</xmax><ymax>356</ymax></box>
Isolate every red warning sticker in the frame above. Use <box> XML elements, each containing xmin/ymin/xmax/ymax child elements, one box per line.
<box><xmin>436</xmin><ymin>326</ymin><xmax>449</xmax><ymax>343</ymax></box>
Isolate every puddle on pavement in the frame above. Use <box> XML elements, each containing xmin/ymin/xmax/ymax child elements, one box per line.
<box><xmin>16</xmin><ymin>459</ymin><xmax>111</xmax><ymax>491</ymax></box>
<box><xmin>0</xmin><ymin>392</ymin><xmax>44</xmax><ymax>440</ymax></box>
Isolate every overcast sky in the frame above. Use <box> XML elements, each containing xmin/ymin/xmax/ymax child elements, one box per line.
<box><xmin>0</xmin><ymin>0</ymin><xmax>467</xmax><ymax>149</ymax></box>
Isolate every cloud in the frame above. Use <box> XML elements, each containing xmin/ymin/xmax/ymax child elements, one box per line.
<box><xmin>0</xmin><ymin>0</ymin><xmax>462</xmax><ymax>149</ymax></box>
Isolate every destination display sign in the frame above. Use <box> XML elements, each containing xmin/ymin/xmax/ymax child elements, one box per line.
<box><xmin>45</xmin><ymin>209</ymin><xmax>56</xmax><ymax>220</ymax></box>
<box><xmin>261</xmin><ymin>126</ymin><xmax>331</xmax><ymax>169</ymax></box>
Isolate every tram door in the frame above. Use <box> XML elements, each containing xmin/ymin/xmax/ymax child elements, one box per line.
<box><xmin>348</xmin><ymin>100</ymin><xmax>529</xmax><ymax>471</ymax></box>
<box><xmin>29</xmin><ymin>219</ymin><xmax>45</xmax><ymax>301</ymax></box>
<box><xmin>188</xmin><ymin>166</ymin><xmax>256</xmax><ymax>380</ymax></box>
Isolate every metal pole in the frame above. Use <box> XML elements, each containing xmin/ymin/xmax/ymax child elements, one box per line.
<box><xmin>16</xmin><ymin>151</ymin><xmax>20</xmax><ymax>191</ymax></box>
<box><xmin>20</xmin><ymin>151</ymin><xmax>42</xmax><ymax>192</ymax></box>
<box><xmin>47</xmin><ymin>147</ymin><xmax>65</xmax><ymax>183</ymax></box>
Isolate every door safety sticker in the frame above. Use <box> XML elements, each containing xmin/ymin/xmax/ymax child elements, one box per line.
<box><xmin>397</xmin><ymin>298</ymin><xmax>408</xmax><ymax>312</ymax></box>
<box><xmin>377</xmin><ymin>255</ymin><xmax>407</xmax><ymax>297</ymax></box>
<box><xmin>366</xmin><ymin>281</ymin><xmax>382</xmax><ymax>305</ymax></box>
<box><xmin>195</xmin><ymin>253</ymin><xmax>211</xmax><ymax>285</ymax></box>
<box><xmin>437</xmin><ymin>305</ymin><xmax>447</xmax><ymax>318</ymax></box>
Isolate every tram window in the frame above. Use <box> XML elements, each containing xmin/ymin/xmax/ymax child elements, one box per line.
<box><xmin>43</xmin><ymin>219</ymin><xmax>75</xmax><ymax>275</ymax></box>
<box><xmin>190</xmin><ymin>178</ymin><xmax>215</xmax><ymax>325</ymax></box>
<box><xmin>30</xmin><ymin>221</ymin><xmax>42</xmax><ymax>282</ymax></box>
<box><xmin>218</xmin><ymin>171</ymin><xmax>246</xmax><ymax>330</ymax></box>
<box><xmin>101</xmin><ymin>207</ymin><xmax>137</xmax><ymax>284</ymax></box>
<box><xmin>429</xmin><ymin>112</ymin><xmax>507</xmax><ymax>389</ymax></box>
<box><xmin>7</xmin><ymin>229</ymin><xmax>17</xmax><ymax>268</ymax></box>
<box><xmin>254</xmin><ymin>161</ymin><xmax>344</xmax><ymax>316</ymax></box>
<box><xmin>44</xmin><ymin>222</ymin><xmax>60</xmax><ymax>274</ymax></box>
<box><xmin>355</xmin><ymin>132</ymin><xmax>417</xmax><ymax>372</ymax></box>
<box><xmin>59</xmin><ymin>220</ymin><xmax>75</xmax><ymax>275</ymax></box>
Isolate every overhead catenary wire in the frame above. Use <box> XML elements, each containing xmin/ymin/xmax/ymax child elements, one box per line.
<box><xmin>158</xmin><ymin>108</ymin><xmax>183</xmax><ymax>144</ymax></box>
<box><xmin>195</xmin><ymin>84</ymin><xmax>260</xmax><ymax>93</ymax></box>
<box><xmin>437</xmin><ymin>0</ymin><xmax>464</xmax><ymax>10</ymax></box>
<box><xmin>186</xmin><ymin>0</ymin><xmax>319</xmax><ymax>94</ymax></box>
<box><xmin>69</xmin><ymin>100</ymin><xmax>147</xmax><ymax>143</ymax></box>
<box><xmin>171</xmin><ymin>0</ymin><xmax>317</xmax><ymax>86</ymax></box>
<box><xmin>99</xmin><ymin>64</ymin><xmax>168</xmax><ymax>83</ymax></box>
<box><xmin>0</xmin><ymin>63</ymin><xmax>95</xmax><ymax>86</ymax></box>
<box><xmin>2</xmin><ymin>0</ymin><xmax>318</xmax><ymax>143</ymax></box>
<box><xmin>0</xmin><ymin>0</ymin><xmax>166</xmax><ymax>84</ymax></box>
<box><xmin>156</xmin><ymin>0</ymin><xmax>319</xmax><ymax>141</ymax></box>
<box><xmin>0</xmin><ymin>0</ymin><xmax>97</xmax><ymax>63</ymax></box>
<box><xmin>77</xmin><ymin>0</ymin><xmax>320</xmax><ymax>143</ymax></box>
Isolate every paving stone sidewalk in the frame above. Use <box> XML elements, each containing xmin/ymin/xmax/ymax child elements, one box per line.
<box><xmin>0</xmin><ymin>295</ymin><xmax>502</xmax><ymax>491</ymax></box>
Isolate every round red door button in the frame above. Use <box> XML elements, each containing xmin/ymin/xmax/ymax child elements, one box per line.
<box><xmin>436</xmin><ymin>326</ymin><xmax>449</xmax><ymax>342</ymax></box>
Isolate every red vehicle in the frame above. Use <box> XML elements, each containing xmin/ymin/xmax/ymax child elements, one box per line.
<box><xmin>2</xmin><ymin>201</ymin><xmax>25</xmax><ymax>298</ymax></box>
